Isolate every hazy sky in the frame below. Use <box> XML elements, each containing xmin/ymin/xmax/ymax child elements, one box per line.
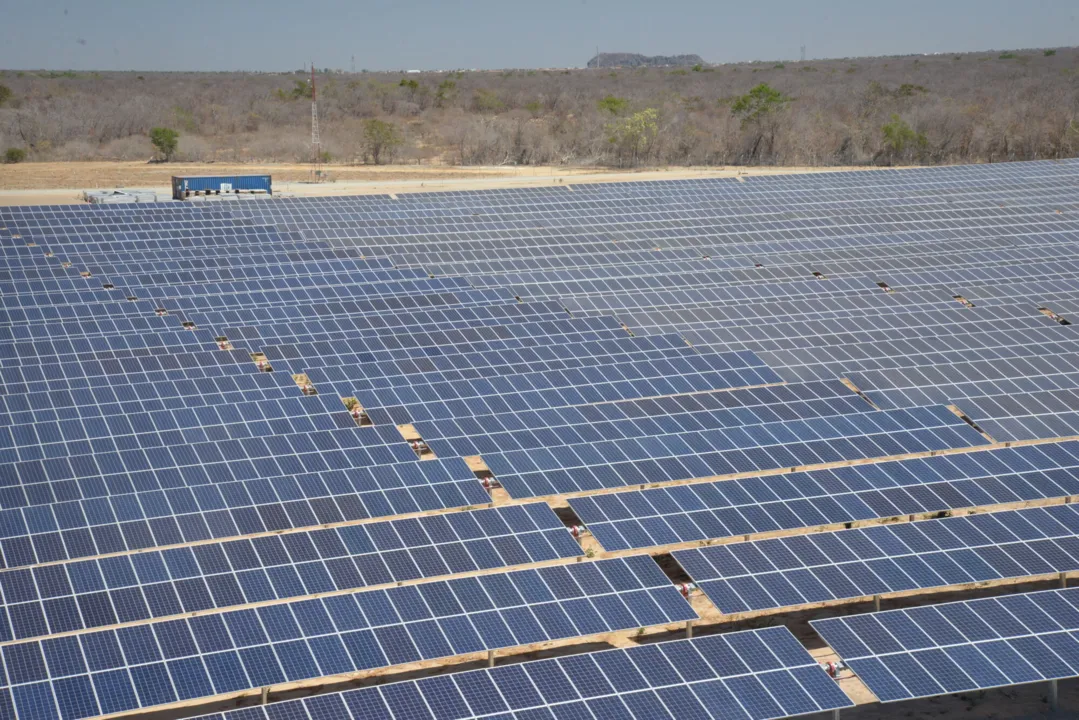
<box><xmin>1</xmin><ymin>0</ymin><xmax>1076</xmax><ymax>71</ymax></box>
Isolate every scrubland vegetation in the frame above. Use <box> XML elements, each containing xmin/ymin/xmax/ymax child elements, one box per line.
<box><xmin>1</xmin><ymin>47</ymin><xmax>1078</xmax><ymax>167</ymax></box>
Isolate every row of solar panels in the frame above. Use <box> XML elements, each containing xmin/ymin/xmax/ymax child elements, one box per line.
<box><xmin>4</xmin><ymin>160</ymin><xmax>1079</xmax><ymax>719</ymax></box>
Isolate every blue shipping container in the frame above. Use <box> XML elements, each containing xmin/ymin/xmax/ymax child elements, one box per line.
<box><xmin>172</xmin><ymin>175</ymin><xmax>272</xmax><ymax>199</ymax></box>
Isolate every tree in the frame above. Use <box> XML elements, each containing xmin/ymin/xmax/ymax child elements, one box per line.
<box><xmin>472</xmin><ymin>89</ymin><xmax>504</xmax><ymax>113</ymax></box>
<box><xmin>729</xmin><ymin>83</ymin><xmax>791</xmax><ymax>163</ymax></box>
<box><xmin>896</xmin><ymin>83</ymin><xmax>927</xmax><ymax>97</ymax></box>
<box><xmin>597</xmin><ymin>95</ymin><xmax>629</xmax><ymax>115</ymax></box>
<box><xmin>291</xmin><ymin>79</ymin><xmax>313</xmax><ymax>99</ymax></box>
<box><xmin>606</xmin><ymin>108</ymin><xmax>659</xmax><ymax>167</ymax></box>
<box><xmin>3</xmin><ymin>148</ymin><xmax>26</xmax><ymax>164</ymax></box>
<box><xmin>729</xmin><ymin>83</ymin><xmax>790</xmax><ymax>128</ymax></box>
<box><xmin>435</xmin><ymin>79</ymin><xmax>457</xmax><ymax>108</ymax></box>
<box><xmin>149</xmin><ymin>127</ymin><xmax>179</xmax><ymax>162</ymax></box>
<box><xmin>274</xmin><ymin>79</ymin><xmax>313</xmax><ymax>101</ymax></box>
<box><xmin>0</xmin><ymin>84</ymin><xmax>11</xmax><ymax>107</ymax></box>
<box><xmin>363</xmin><ymin>119</ymin><xmax>403</xmax><ymax>164</ymax></box>
<box><xmin>881</xmin><ymin>114</ymin><xmax>927</xmax><ymax>164</ymax></box>
<box><xmin>397</xmin><ymin>78</ymin><xmax>429</xmax><ymax>108</ymax></box>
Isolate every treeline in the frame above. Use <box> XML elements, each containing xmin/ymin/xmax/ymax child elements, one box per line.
<box><xmin>1</xmin><ymin>47</ymin><xmax>1078</xmax><ymax>167</ymax></box>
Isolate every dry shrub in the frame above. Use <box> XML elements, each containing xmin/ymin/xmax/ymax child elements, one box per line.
<box><xmin>0</xmin><ymin>51</ymin><xmax>1077</xmax><ymax>167</ymax></box>
<box><xmin>176</xmin><ymin>135</ymin><xmax>213</xmax><ymax>162</ymax></box>
<box><xmin>99</xmin><ymin>136</ymin><xmax>153</xmax><ymax>161</ymax></box>
<box><xmin>49</xmin><ymin>140</ymin><xmax>100</xmax><ymax>161</ymax></box>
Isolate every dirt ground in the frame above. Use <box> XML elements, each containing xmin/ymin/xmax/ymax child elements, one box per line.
<box><xmin>0</xmin><ymin>161</ymin><xmax>570</xmax><ymax>191</ymax></box>
<box><xmin>0</xmin><ymin>161</ymin><xmax>878</xmax><ymax>205</ymax></box>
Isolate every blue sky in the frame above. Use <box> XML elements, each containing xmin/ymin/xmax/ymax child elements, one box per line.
<box><xmin>1</xmin><ymin>0</ymin><xmax>1076</xmax><ymax>71</ymax></box>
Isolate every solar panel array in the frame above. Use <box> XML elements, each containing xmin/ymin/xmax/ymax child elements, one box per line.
<box><xmin>675</xmin><ymin>503</ymin><xmax>1079</xmax><ymax>614</ymax></box>
<box><xmin>4</xmin><ymin>158</ymin><xmax>1079</xmax><ymax>718</ymax></box>
<box><xmin>0</xmin><ymin>502</ymin><xmax>583</xmax><ymax>640</ymax></box>
<box><xmin>812</xmin><ymin>588</ymin><xmax>1079</xmax><ymax>703</ymax></box>
<box><xmin>570</xmin><ymin>441</ymin><xmax>1079</xmax><ymax>551</ymax></box>
<box><xmin>190</xmin><ymin>626</ymin><xmax>853</xmax><ymax>720</ymax></box>
<box><xmin>0</xmin><ymin>556</ymin><xmax>697</xmax><ymax>719</ymax></box>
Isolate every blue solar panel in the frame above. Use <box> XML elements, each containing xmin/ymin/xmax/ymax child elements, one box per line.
<box><xmin>571</xmin><ymin>441</ymin><xmax>1079</xmax><ymax>551</ymax></box>
<box><xmin>187</xmin><ymin>626</ymin><xmax>852</xmax><ymax>720</ymax></box>
<box><xmin>0</xmin><ymin>502</ymin><xmax>582</xmax><ymax>640</ymax></box>
<box><xmin>0</xmin><ymin>556</ymin><xmax>695</xmax><ymax>717</ymax></box>
<box><xmin>812</xmin><ymin>587</ymin><xmax>1079</xmax><ymax>702</ymax></box>
<box><xmin>675</xmin><ymin>504</ymin><xmax>1079</xmax><ymax>613</ymax></box>
<box><xmin>4</xmin><ymin>158</ymin><xmax>1079</xmax><ymax>719</ymax></box>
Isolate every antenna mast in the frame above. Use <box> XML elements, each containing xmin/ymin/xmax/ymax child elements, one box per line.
<box><xmin>311</xmin><ymin>63</ymin><xmax>322</xmax><ymax>180</ymax></box>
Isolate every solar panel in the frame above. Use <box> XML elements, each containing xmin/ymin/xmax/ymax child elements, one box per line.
<box><xmin>811</xmin><ymin>587</ymin><xmax>1079</xmax><ymax>702</ymax></box>
<box><xmin>0</xmin><ymin>502</ymin><xmax>583</xmax><ymax>640</ymax></box>
<box><xmin>188</xmin><ymin>626</ymin><xmax>852</xmax><ymax>720</ymax></box>
<box><xmin>4</xmin><ymin>158</ymin><xmax>1079</xmax><ymax>719</ymax></box>
<box><xmin>570</xmin><ymin>441</ymin><xmax>1079</xmax><ymax>551</ymax></box>
<box><xmin>674</xmin><ymin>504</ymin><xmax>1079</xmax><ymax>614</ymax></box>
<box><xmin>0</xmin><ymin>457</ymin><xmax>492</xmax><ymax>568</ymax></box>
<box><xmin>489</xmin><ymin>404</ymin><xmax>989</xmax><ymax>499</ymax></box>
<box><xmin>414</xmin><ymin>379</ymin><xmax>874</xmax><ymax>457</ymax></box>
<box><xmin>0</xmin><ymin>556</ymin><xmax>695</xmax><ymax>717</ymax></box>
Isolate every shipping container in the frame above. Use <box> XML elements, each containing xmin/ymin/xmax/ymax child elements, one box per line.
<box><xmin>172</xmin><ymin>174</ymin><xmax>272</xmax><ymax>200</ymax></box>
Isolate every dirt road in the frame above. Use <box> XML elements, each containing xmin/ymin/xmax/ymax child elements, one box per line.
<box><xmin>0</xmin><ymin>161</ymin><xmax>876</xmax><ymax>205</ymax></box>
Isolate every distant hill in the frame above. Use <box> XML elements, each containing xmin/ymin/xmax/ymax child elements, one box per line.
<box><xmin>587</xmin><ymin>53</ymin><xmax>706</xmax><ymax>68</ymax></box>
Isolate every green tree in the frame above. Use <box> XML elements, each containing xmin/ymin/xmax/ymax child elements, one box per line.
<box><xmin>274</xmin><ymin>79</ymin><xmax>313</xmax><ymax>101</ymax></box>
<box><xmin>881</xmin><ymin>114</ymin><xmax>927</xmax><ymax>164</ymax></box>
<box><xmin>606</xmin><ymin>108</ymin><xmax>659</xmax><ymax>167</ymax></box>
<box><xmin>691</xmin><ymin>63</ymin><xmax>703</xmax><ymax>72</ymax></box>
<box><xmin>1044</xmin><ymin>49</ymin><xmax>1057</xmax><ymax>56</ymax></box>
<box><xmin>149</xmin><ymin>127</ymin><xmax>179</xmax><ymax>162</ymax></box>
<box><xmin>399</xmin><ymin>77</ymin><xmax>420</xmax><ymax>100</ymax></box>
<box><xmin>362</xmin><ymin>118</ymin><xmax>403</xmax><ymax>164</ymax></box>
<box><xmin>435</xmin><ymin>79</ymin><xmax>457</xmax><ymax>108</ymax></box>
<box><xmin>730</xmin><ymin>83</ymin><xmax>790</xmax><ymax>127</ymax></box>
<box><xmin>0</xmin><ymin>84</ymin><xmax>11</xmax><ymax>107</ymax></box>
<box><xmin>471</xmin><ymin>89</ymin><xmax>504</xmax><ymax>113</ymax></box>
<box><xmin>3</xmin><ymin>148</ymin><xmax>26</xmax><ymax>164</ymax></box>
<box><xmin>597</xmin><ymin>95</ymin><xmax>629</xmax><ymax>115</ymax></box>
<box><xmin>728</xmin><ymin>83</ymin><xmax>791</xmax><ymax>162</ymax></box>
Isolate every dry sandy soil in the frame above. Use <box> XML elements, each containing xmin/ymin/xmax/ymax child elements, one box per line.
<box><xmin>0</xmin><ymin>161</ymin><xmax>877</xmax><ymax>205</ymax></box>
